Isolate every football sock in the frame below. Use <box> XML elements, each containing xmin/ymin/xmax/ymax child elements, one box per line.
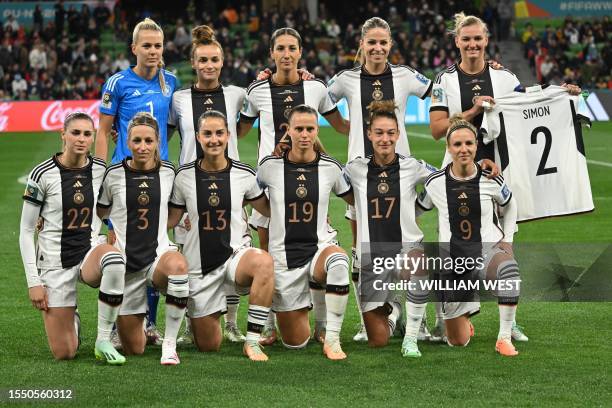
<box><xmin>324</xmin><ymin>252</ymin><xmax>350</xmax><ymax>343</ymax></box>
<box><xmin>164</xmin><ymin>275</ymin><xmax>189</xmax><ymax>342</ymax></box>
<box><xmin>225</xmin><ymin>291</ymin><xmax>240</xmax><ymax>327</ymax></box>
<box><xmin>310</xmin><ymin>280</ymin><xmax>327</xmax><ymax>329</ymax></box>
<box><xmin>97</xmin><ymin>252</ymin><xmax>125</xmax><ymax>343</ymax></box>
<box><xmin>388</xmin><ymin>301</ymin><xmax>401</xmax><ymax>335</ymax></box>
<box><xmin>146</xmin><ymin>286</ymin><xmax>160</xmax><ymax>326</ymax></box>
<box><xmin>435</xmin><ymin>302</ymin><xmax>444</xmax><ymax>327</ymax></box>
<box><xmin>405</xmin><ymin>274</ymin><xmax>429</xmax><ymax>340</ymax></box>
<box><xmin>246</xmin><ymin>304</ymin><xmax>271</xmax><ymax>344</ymax></box>
<box><xmin>498</xmin><ymin>305</ymin><xmax>517</xmax><ymax>340</ymax></box>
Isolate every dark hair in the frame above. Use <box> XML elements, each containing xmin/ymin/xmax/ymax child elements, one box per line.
<box><xmin>366</xmin><ymin>100</ymin><xmax>398</xmax><ymax>129</ymax></box>
<box><xmin>127</xmin><ymin>112</ymin><xmax>161</xmax><ymax>164</ymax></box>
<box><xmin>197</xmin><ymin>110</ymin><xmax>228</xmax><ymax>132</ymax></box>
<box><xmin>191</xmin><ymin>24</ymin><xmax>223</xmax><ymax>59</ymax></box>
<box><xmin>446</xmin><ymin>114</ymin><xmax>477</xmax><ymax>141</ymax></box>
<box><xmin>270</xmin><ymin>27</ymin><xmax>302</xmax><ymax>49</ymax></box>
<box><xmin>63</xmin><ymin>112</ymin><xmax>94</xmax><ymax>131</ymax></box>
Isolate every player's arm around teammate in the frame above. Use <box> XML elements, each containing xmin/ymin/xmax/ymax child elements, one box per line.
<box><xmin>257</xmin><ymin>105</ymin><xmax>354</xmax><ymax>360</ymax></box>
<box><xmin>167</xmin><ymin>110</ymin><xmax>275</xmax><ymax>361</ymax></box>
<box><xmin>96</xmin><ymin>113</ymin><xmax>189</xmax><ymax>365</ymax></box>
<box><xmin>422</xmin><ymin>116</ymin><xmax>520</xmax><ymax>357</ymax></box>
<box><xmin>19</xmin><ymin>113</ymin><xmax>126</xmax><ymax>364</ymax></box>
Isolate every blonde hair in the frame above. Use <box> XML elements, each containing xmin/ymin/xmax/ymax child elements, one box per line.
<box><xmin>191</xmin><ymin>24</ymin><xmax>223</xmax><ymax>59</ymax></box>
<box><xmin>451</xmin><ymin>12</ymin><xmax>489</xmax><ymax>37</ymax></box>
<box><xmin>366</xmin><ymin>99</ymin><xmax>398</xmax><ymax>129</ymax></box>
<box><xmin>356</xmin><ymin>17</ymin><xmax>391</xmax><ymax>66</ymax></box>
<box><xmin>128</xmin><ymin>112</ymin><xmax>161</xmax><ymax>165</ymax></box>
<box><xmin>446</xmin><ymin>114</ymin><xmax>477</xmax><ymax>141</ymax></box>
<box><xmin>132</xmin><ymin>18</ymin><xmax>167</xmax><ymax>94</ymax></box>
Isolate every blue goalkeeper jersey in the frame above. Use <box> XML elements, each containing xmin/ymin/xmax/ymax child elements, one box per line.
<box><xmin>99</xmin><ymin>67</ymin><xmax>179</xmax><ymax>164</ymax></box>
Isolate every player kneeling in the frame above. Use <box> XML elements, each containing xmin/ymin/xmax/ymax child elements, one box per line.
<box><xmin>169</xmin><ymin>110</ymin><xmax>274</xmax><ymax>361</ymax></box>
<box><xmin>97</xmin><ymin>113</ymin><xmax>190</xmax><ymax>365</ymax></box>
<box><xmin>414</xmin><ymin>115</ymin><xmax>521</xmax><ymax>356</ymax></box>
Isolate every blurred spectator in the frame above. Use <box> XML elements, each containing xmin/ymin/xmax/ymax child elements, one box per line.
<box><xmin>112</xmin><ymin>53</ymin><xmax>130</xmax><ymax>72</ymax></box>
<box><xmin>94</xmin><ymin>1</ymin><xmax>111</xmax><ymax>29</ymax></box>
<box><xmin>29</xmin><ymin>41</ymin><xmax>48</xmax><ymax>71</ymax></box>
<box><xmin>33</xmin><ymin>6</ymin><xmax>44</xmax><ymax>33</ymax></box>
<box><xmin>4</xmin><ymin>15</ymin><xmax>19</xmax><ymax>32</ymax></box>
<box><xmin>11</xmin><ymin>74</ymin><xmax>27</xmax><ymax>98</ymax></box>
<box><xmin>54</xmin><ymin>1</ymin><xmax>66</xmax><ymax>38</ymax></box>
<box><xmin>497</xmin><ymin>1</ymin><xmax>513</xmax><ymax>41</ymax></box>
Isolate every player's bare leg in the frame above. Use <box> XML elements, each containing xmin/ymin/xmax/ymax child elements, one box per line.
<box><xmin>363</xmin><ymin>306</ymin><xmax>392</xmax><ymax>347</ymax></box>
<box><xmin>42</xmin><ymin>307</ymin><xmax>79</xmax><ymax>360</ymax></box>
<box><xmin>277</xmin><ymin>309</ymin><xmax>311</xmax><ymax>348</ymax></box>
<box><xmin>117</xmin><ymin>314</ymin><xmax>147</xmax><ymax>355</ymax></box>
<box><xmin>445</xmin><ymin>315</ymin><xmax>473</xmax><ymax>347</ymax></box>
<box><xmin>191</xmin><ymin>312</ymin><xmax>223</xmax><ymax>352</ymax></box>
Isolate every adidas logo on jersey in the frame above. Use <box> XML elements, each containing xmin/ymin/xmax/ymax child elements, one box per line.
<box><xmin>204</xmin><ymin>98</ymin><xmax>214</xmax><ymax>105</ymax></box>
<box><xmin>139</xmin><ymin>182</ymin><xmax>149</xmax><ymax>188</ymax></box>
<box><xmin>297</xmin><ymin>174</ymin><xmax>306</xmax><ymax>181</ymax></box>
<box><xmin>458</xmin><ymin>192</ymin><xmax>468</xmax><ymax>199</ymax></box>
<box><xmin>284</xmin><ymin>96</ymin><xmax>294</xmax><ymax>102</ymax></box>
<box><xmin>132</xmin><ymin>89</ymin><xmax>141</xmax><ymax>97</ymax></box>
<box><xmin>472</xmin><ymin>85</ymin><xmax>481</xmax><ymax>91</ymax></box>
<box><xmin>209</xmin><ymin>183</ymin><xmax>218</xmax><ymax>190</ymax></box>
<box><xmin>379</xmin><ymin>171</ymin><xmax>388</xmax><ymax>178</ymax></box>
<box><xmin>373</xmin><ymin>80</ymin><xmax>381</xmax><ymax>86</ymax></box>
<box><xmin>73</xmin><ymin>180</ymin><xmax>83</xmax><ymax>188</ymax></box>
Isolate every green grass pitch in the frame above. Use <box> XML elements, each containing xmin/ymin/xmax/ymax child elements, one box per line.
<box><xmin>1</xmin><ymin>123</ymin><xmax>610</xmax><ymax>406</ymax></box>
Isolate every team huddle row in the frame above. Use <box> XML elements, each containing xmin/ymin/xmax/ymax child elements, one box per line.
<box><xmin>20</xmin><ymin>11</ymin><xmax>585</xmax><ymax>365</ymax></box>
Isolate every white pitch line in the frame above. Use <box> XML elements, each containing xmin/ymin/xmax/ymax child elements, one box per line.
<box><xmin>407</xmin><ymin>131</ymin><xmax>612</xmax><ymax>168</ymax></box>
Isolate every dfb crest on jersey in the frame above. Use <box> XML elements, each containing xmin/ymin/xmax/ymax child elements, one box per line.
<box><xmin>138</xmin><ymin>192</ymin><xmax>150</xmax><ymax>206</ymax></box>
<box><xmin>377</xmin><ymin>182</ymin><xmax>389</xmax><ymax>194</ymax></box>
<box><xmin>73</xmin><ymin>192</ymin><xmax>84</xmax><ymax>205</ymax></box>
<box><xmin>208</xmin><ymin>193</ymin><xmax>220</xmax><ymax>207</ymax></box>
<box><xmin>458</xmin><ymin>205</ymin><xmax>470</xmax><ymax>216</ymax></box>
<box><xmin>296</xmin><ymin>185</ymin><xmax>307</xmax><ymax>198</ymax></box>
<box><xmin>372</xmin><ymin>89</ymin><xmax>383</xmax><ymax>101</ymax></box>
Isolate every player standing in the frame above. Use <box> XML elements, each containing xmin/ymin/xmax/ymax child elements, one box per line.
<box><xmin>168</xmin><ymin>110</ymin><xmax>274</xmax><ymax>361</ymax></box>
<box><xmin>327</xmin><ymin>17</ymin><xmax>433</xmax><ymax>342</ymax></box>
<box><xmin>257</xmin><ymin>105</ymin><xmax>353</xmax><ymax>360</ymax></box>
<box><xmin>96</xmin><ymin>113</ymin><xmax>189</xmax><ymax>365</ymax></box>
<box><xmin>95</xmin><ymin>18</ymin><xmax>179</xmax><ymax>345</ymax></box>
<box><xmin>19</xmin><ymin>113</ymin><xmax>126</xmax><ymax>364</ymax></box>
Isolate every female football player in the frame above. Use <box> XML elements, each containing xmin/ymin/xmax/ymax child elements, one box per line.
<box><xmin>96</xmin><ymin>17</ymin><xmax>179</xmax><ymax>345</ymax></box>
<box><xmin>20</xmin><ymin>112</ymin><xmax>126</xmax><ymax>364</ymax></box>
<box><xmin>257</xmin><ymin>105</ymin><xmax>354</xmax><ymax>360</ymax></box>
<box><xmin>168</xmin><ymin>110</ymin><xmax>274</xmax><ymax>361</ymax></box>
<box><xmin>421</xmin><ymin>115</ymin><xmax>521</xmax><ymax>357</ymax></box>
<box><xmin>96</xmin><ymin>112</ymin><xmax>189</xmax><ymax>365</ymax></box>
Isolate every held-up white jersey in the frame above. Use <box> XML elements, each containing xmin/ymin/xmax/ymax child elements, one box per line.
<box><xmin>22</xmin><ymin>154</ymin><xmax>106</xmax><ymax>270</ymax></box>
<box><xmin>480</xmin><ymin>85</ymin><xmax>594</xmax><ymax>221</ymax></box>
<box><xmin>430</xmin><ymin>63</ymin><xmax>520</xmax><ymax>164</ymax></box>
<box><xmin>423</xmin><ymin>164</ymin><xmax>513</xmax><ymax>245</ymax></box>
<box><xmin>169</xmin><ymin>84</ymin><xmax>245</xmax><ymax>164</ymax></box>
<box><xmin>170</xmin><ymin>159</ymin><xmax>264</xmax><ymax>275</ymax></box>
<box><xmin>240</xmin><ymin>79</ymin><xmax>337</xmax><ymax>163</ymax></box>
<box><xmin>97</xmin><ymin>160</ymin><xmax>175</xmax><ymax>272</ymax></box>
<box><xmin>328</xmin><ymin>64</ymin><xmax>432</xmax><ymax>160</ymax></box>
<box><xmin>344</xmin><ymin>154</ymin><xmax>436</xmax><ymax>260</ymax></box>
<box><xmin>257</xmin><ymin>153</ymin><xmax>352</xmax><ymax>269</ymax></box>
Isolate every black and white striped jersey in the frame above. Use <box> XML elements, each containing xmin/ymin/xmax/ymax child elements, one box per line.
<box><xmin>423</xmin><ymin>164</ymin><xmax>512</xmax><ymax>252</ymax></box>
<box><xmin>170</xmin><ymin>159</ymin><xmax>264</xmax><ymax>275</ymax></box>
<box><xmin>328</xmin><ymin>63</ymin><xmax>432</xmax><ymax>160</ymax></box>
<box><xmin>480</xmin><ymin>86</ymin><xmax>594</xmax><ymax>221</ymax></box>
<box><xmin>240</xmin><ymin>79</ymin><xmax>337</xmax><ymax>163</ymax></box>
<box><xmin>345</xmin><ymin>154</ymin><xmax>437</xmax><ymax>255</ymax></box>
<box><xmin>430</xmin><ymin>63</ymin><xmax>520</xmax><ymax>164</ymax></box>
<box><xmin>257</xmin><ymin>153</ymin><xmax>352</xmax><ymax>269</ymax></box>
<box><xmin>22</xmin><ymin>154</ymin><xmax>106</xmax><ymax>269</ymax></box>
<box><xmin>169</xmin><ymin>84</ymin><xmax>246</xmax><ymax>164</ymax></box>
<box><xmin>97</xmin><ymin>159</ymin><xmax>175</xmax><ymax>272</ymax></box>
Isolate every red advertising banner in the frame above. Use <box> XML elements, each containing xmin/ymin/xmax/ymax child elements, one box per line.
<box><xmin>0</xmin><ymin>100</ymin><xmax>100</xmax><ymax>133</ymax></box>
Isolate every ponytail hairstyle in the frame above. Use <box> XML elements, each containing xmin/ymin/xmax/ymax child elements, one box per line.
<box><xmin>286</xmin><ymin>104</ymin><xmax>327</xmax><ymax>154</ymax></box>
<box><xmin>450</xmin><ymin>12</ymin><xmax>489</xmax><ymax>38</ymax></box>
<box><xmin>446</xmin><ymin>114</ymin><xmax>477</xmax><ymax>142</ymax></box>
<box><xmin>191</xmin><ymin>24</ymin><xmax>223</xmax><ymax>60</ymax></box>
<box><xmin>366</xmin><ymin>99</ymin><xmax>398</xmax><ymax>130</ymax></box>
<box><xmin>127</xmin><ymin>112</ymin><xmax>161</xmax><ymax>165</ymax></box>
<box><xmin>270</xmin><ymin>27</ymin><xmax>302</xmax><ymax>50</ymax></box>
<box><xmin>356</xmin><ymin>17</ymin><xmax>392</xmax><ymax>66</ymax></box>
<box><xmin>132</xmin><ymin>18</ymin><xmax>167</xmax><ymax>94</ymax></box>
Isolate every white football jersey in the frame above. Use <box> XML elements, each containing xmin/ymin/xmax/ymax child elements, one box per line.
<box><xmin>169</xmin><ymin>84</ymin><xmax>245</xmax><ymax>164</ymax></box>
<box><xmin>240</xmin><ymin>79</ymin><xmax>337</xmax><ymax>163</ymax></box>
<box><xmin>345</xmin><ymin>154</ymin><xmax>436</xmax><ymax>261</ymax></box>
<box><xmin>22</xmin><ymin>154</ymin><xmax>105</xmax><ymax>269</ymax></box>
<box><xmin>170</xmin><ymin>159</ymin><xmax>264</xmax><ymax>275</ymax></box>
<box><xmin>328</xmin><ymin>63</ymin><xmax>432</xmax><ymax>160</ymax></box>
<box><xmin>257</xmin><ymin>153</ymin><xmax>352</xmax><ymax>269</ymax></box>
<box><xmin>97</xmin><ymin>160</ymin><xmax>175</xmax><ymax>272</ymax></box>
<box><xmin>430</xmin><ymin>63</ymin><xmax>520</xmax><ymax>164</ymax></box>
<box><xmin>480</xmin><ymin>85</ymin><xmax>594</xmax><ymax>221</ymax></box>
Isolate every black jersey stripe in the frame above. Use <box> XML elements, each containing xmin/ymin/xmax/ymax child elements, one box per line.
<box><xmin>31</xmin><ymin>158</ymin><xmax>55</xmax><ymax>183</ymax></box>
<box><xmin>319</xmin><ymin>154</ymin><xmax>343</xmax><ymax>170</ymax></box>
<box><xmin>420</xmin><ymin>81</ymin><xmax>433</xmax><ymax>99</ymax></box>
<box><xmin>258</xmin><ymin>154</ymin><xmax>282</xmax><ymax>166</ymax></box>
<box><xmin>570</xmin><ymin>99</ymin><xmax>586</xmax><ymax>157</ymax></box>
<box><xmin>247</xmin><ymin>79</ymin><xmax>268</xmax><ymax>94</ymax></box>
<box><xmin>392</xmin><ymin>63</ymin><xmax>416</xmax><ymax>73</ymax></box>
<box><xmin>231</xmin><ymin>160</ymin><xmax>257</xmax><ymax>175</ymax></box>
<box><xmin>309</xmin><ymin>78</ymin><xmax>327</xmax><ymax>87</ymax></box>
<box><xmin>103</xmin><ymin>162</ymin><xmax>123</xmax><ymax>179</ymax></box>
<box><xmin>360</xmin><ymin>67</ymin><xmax>395</xmax><ymax>156</ymax></box>
<box><xmin>334</xmin><ymin>66</ymin><xmax>361</xmax><ymax>78</ymax></box>
<box><xmin>177</xmin><ymin>161</ymin><xmax>196</xmax><ymax>174</ymax></box>
<box><xmin>424</xmin><ymin>169</ymin><xmax>446</xmax><ymax>187</ymax></box>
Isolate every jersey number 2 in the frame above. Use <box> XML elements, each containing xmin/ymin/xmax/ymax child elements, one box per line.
<box><xmin>531</xmin><ymin>126</ymin><xmax>557</xmax><ymax>176</ymax></box>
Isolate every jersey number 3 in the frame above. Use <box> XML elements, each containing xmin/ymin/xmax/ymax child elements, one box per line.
<box><xmin>531</xmin><ymin>126</ymin><xmax>557</xmax><ymax>176</ymax></box>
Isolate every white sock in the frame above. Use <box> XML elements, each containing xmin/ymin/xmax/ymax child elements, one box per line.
<box><xmin>246</xmin><ymin>304</ymin><xmax>270</xmax><ymax>344</ymax></box>
<box><xmin>164</xmin><ymin>274</ymin><xmax>189</xmax><ymax>342</ymax></box>
<box><xmin>352</xmin><ymin>279</ymin><xmax>365</xmax><ymax>327</ymax></box>
<box><xmin>435</xmin><ymin>302</ymin><xmax>444</xmax><ymax>326</ymax></box>
<box><xmin>310</xmin><ymin>286</ymin><xmax>326</xmax><ymax>329</ymax></box>
<box><xmin>225</xmin><ymin>291</ymin><xmax>240</xmax><ymax>326</ymax></box>
<box><xmin>265</xmin><ymin>311</ymin><xmax>276</xmax><ymax>329</ymax></box>
<box><xmin>498</xmin><ymin>305</ymin><xmax>516</xmax><ymax>340</ymax></box>
<box><xmin>323</xmin><ymin>253</ymin><xmax>350</xmax><ymax>343</ymax></box>
<box><xmin>405</xmin><ymin>302</ymin><xmax>427</xmax><ymax>340</ymax></box>
<box><xmin>388</xmin><ymin>301</ymin><xmax>401</xmax><ymax>336</ymax></box>
<box><xmin>96</xmin><ymin>252</ymin><xmax>125</xmax><ymax>343</ymax></box>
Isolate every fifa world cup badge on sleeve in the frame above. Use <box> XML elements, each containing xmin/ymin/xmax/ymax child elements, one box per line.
<box><xmin>432</xmin><ymin>88</ymin><xmax>444</xmax><ymax>104</ymax></box>
<box><xmin>24</xmin><ymin>183</ymin><xmax>39</xmax><ymax>200</ymax></box>
<box><xmin>101</xmin><ymin>92</ymin><xmax>112</xmax><ymax>109</ymax></box>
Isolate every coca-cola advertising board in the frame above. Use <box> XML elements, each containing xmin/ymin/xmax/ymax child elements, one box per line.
<box><xmin>0</xmin><ymin>100</ymin><xmax>100</xmax><ymax>133</ymax></box>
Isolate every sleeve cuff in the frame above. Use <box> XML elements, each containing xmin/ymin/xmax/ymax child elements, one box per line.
<box><xmin>96</xmin><ymin>202</ymin><xmax>112</xmax><ymax>209</ymax></box>
<box><xmin>239</xmin><ymin>112</ymin><xmax>257</xmax><ymax>122</ymax></box>
<box><xmin>23</xmin><ymin>196</ymin><xmax>43</xmax><ymax>206</ymax></box>
<box><xmin>336</xmin><ymin>186</ymin><xmax>353</xmax><ymax>198</ymax></box>
<box><xmin>321</xmin><ymin>105</ymin><xmax>339</xmax><ymax>117</ymax></box>
<box><xmin>420</xmin><ymin>81</ymin><xmax>433</xmax><ymax>100</ymax></box>
<box><xmin>429</xmin><ymin>106</ymin><xmax>449</xmax><ymax>113</ymax></box>
<box><xmin>168</xmin><ymin>201</ymin><xmax>187</xmax><ymax>209</ymax></box>
<box><xmin>245</xmin><ymin>190</ymin><xmax>266</xmax><ymax>202</ymax></box>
